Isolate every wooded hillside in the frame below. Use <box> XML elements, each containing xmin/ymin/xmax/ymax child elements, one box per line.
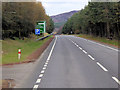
<box><xmin>62</xmin><ymin>2</ymin><xmax>120</xmax><ymax>40</ymax></box>
<box><xmin>2</xmin><ymin>2</ymin><xmax>54</xmax><ymax>39</ymax></box>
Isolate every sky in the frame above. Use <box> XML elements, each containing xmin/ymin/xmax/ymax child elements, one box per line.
<box><xmin>37</xmin><ymin>0</ymin><xmax>89</xmax><ymax>16</ymax></box>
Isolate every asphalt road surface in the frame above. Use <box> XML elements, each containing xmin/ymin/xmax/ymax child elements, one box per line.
<box><xmin>17</xmin><ymin>35</ymin><xmax>119</xmax><ymax>88</ymax></box>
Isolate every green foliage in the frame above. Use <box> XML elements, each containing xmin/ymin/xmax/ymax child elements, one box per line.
<box><xmin>62</xmin><ymin>2</ymin><xmax>120</xmax><ymax>39</ymax></box>
<box><xmin>2</xmin><ymin>2</ymin><xmax>54</xmax><ymax>39</ymax></box>
<box><xmin>54</xmin><ymin>21</ymin><xmax>66</xmax><ymax>28</ymax></box>
<box><xmin>2</xmin><ymin>36</ymin><xmax>53</xmax><ymax>64</ymax></box>
<box><xmin>46</xmin><ymin>18</ymin><xmax>54</xmax><ymax>34</ymax></box>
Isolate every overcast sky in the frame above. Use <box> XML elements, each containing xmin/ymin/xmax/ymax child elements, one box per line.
<box><xmin>37</xmin><ymin>0</ymin><xmax>89</xmax><ymax>16</ymax></box>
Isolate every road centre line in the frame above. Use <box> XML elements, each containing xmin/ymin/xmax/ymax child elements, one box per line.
<box><xmin>88</xmin><ymin>55</ymin><xmax>95</xmax><ymax>61</ymax></box>
<box><xmin>79</xmin><ymin>47</ymin><xmax>82</xmax><ymax>50</ymax></box>
<box><xmin>82</xmin><ymin>50</ymin><xmax>87</xmax><ymax>54</ymax></box>
<box><xmin>69</xmin><ymin>37</ymin><xmax>120</xmax><ymax>85</ymax></box>
<box><xmin>112</xmin><ymin>77</ymin><xmax>120</xmax><ymax>85</ymax></box>
<box><xmin>97</xmin><ymin>62</ymin><xmax>108</xmax><ymax>72</ymax></box>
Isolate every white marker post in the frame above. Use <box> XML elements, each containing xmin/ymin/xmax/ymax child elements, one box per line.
<box><xmin>18</xmin><ymin>49</ymin><xmax>21</xmax><ymax>60</ymax></box>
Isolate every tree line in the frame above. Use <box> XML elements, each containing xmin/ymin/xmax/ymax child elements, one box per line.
<box><xmin>62</xmin><ymin>2</ymin><xmax>120</xmax><ymax>40</ymax></box>
<box><xmin>2</xmin><ymin>2</ymin><xmax>54</xmax><ymax>39</ymax></box>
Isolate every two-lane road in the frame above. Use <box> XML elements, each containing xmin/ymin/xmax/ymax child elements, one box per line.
<box><xmin>17</xmin><ymin>35</ymin><xmax>119</xmax><ymax>88</ymax></box>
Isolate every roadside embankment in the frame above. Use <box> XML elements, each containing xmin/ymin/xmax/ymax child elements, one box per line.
<box><xmin>2</xmin><ymin>35</ymin><xmax>54</xmax><ymax>65</ymax></box>
<box><xmin>77</xmin><ymin>34</ymin><xmax>119</xmax><ymax>48</ymax></box>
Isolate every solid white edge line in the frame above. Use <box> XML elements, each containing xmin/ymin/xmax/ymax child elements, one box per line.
<box><xmin>112</xmin><ymin>77</ymin><xmax>120</xmax><ymax>85</ymax></box>
<box><xmin>36</xmin><ymin>79</ymin><xmax>41</xmax><ymax>83</ymax></box>
<box><xmin>47</xmin><ymin>36</ymin><xmax>57</xmax><ymax>60</ymax></box>
<box><xmin>39</xmin><ymin>74</ymin><xmax>43</xmax><ymax>78</ymax></box>
<box><xmin>97</xmin><ymin>62</ymin><xmax>108</xmax><ymax>72</ymax></box>
<box><xmin>88</xmin><ymin>55</ymin><xmax>95</xmax><ymax>60</ymax></box>
<box><xmin>82</xmin><ymin>50</ymin><xmax>87</xmax><ymax>54</ymax></box>
<box><xmin>78</xmin><ymin>37</ymin><xmax>119</xmax><ymax>52</ymax></box>
<box><xmin>33</xmin><ymin>85</ymin><xmax>39</xmax><ymax>88</ymax></box>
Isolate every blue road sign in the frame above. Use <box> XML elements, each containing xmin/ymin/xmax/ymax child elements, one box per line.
<box><xmin>35</xmin><ymin>29</ymin><xmax>40</xmax><ymax>35</ymax></box>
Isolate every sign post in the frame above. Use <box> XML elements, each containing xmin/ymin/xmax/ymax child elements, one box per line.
<box><xmin>35</xmin><ymin>21</ymin><xmax>46</xmax><ymax>37</ymax></box>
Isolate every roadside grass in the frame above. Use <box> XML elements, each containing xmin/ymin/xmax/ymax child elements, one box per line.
<box><xmin>77</xmin><ymin>34</ymin><xmax>119</xmax><ymax>47</ymax></box>
<box><xmin>2</xmin><ymin>35</ymin><xmax>53</xmax><ymax>65</ymax></box>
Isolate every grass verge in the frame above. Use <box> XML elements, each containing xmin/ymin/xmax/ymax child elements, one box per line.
<box><xmin>2</xmin><ymin>35</ymin><xmax>53</xmax><ymax>65</ymax></box>
<box><xmin>77</xmin><ymin>34</ymin><xmax>119</xmax><ymax>48</ymax></box>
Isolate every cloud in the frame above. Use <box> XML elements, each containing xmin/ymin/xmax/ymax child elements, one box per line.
<box><xmin>37</xmin><ymin>0</ymin><xmax>89</xmax><ymax>16</ymax></box>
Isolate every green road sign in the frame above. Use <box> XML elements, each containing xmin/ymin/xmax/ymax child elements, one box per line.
<box><xmin>35</xmin><ymin>21</ymin><xmax>46</xmax><ymax>33</ymax></box>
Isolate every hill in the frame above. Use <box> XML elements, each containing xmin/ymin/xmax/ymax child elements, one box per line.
<box><xmin>51</xmin><ymin>10</ymin><xmax>79</xmax><ymax>29</ymax></box>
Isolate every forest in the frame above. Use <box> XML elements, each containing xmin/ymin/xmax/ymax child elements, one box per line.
<box><xmin>62</xmin><ymin>2</ymin><xmax>120</xmax><ymax>40</ymax></box>
<box><xmin>2</xmin><ymin>2</ymin><xmax>54</xmax><ymax>39</ymax></box>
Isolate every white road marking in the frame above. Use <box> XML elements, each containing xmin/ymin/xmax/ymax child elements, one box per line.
<box><xmin>88</xmin><ymin>55</ymin><xmax>95</xmax><ymax>60</ymax></box>
<box><xmin>78</xmin><ymin>37</ymin><xmax>119</xmax><ymax>52</ymax></box>
<box><xmin>45</xmin><ymin>62</ymin><xmax>48</xmax><ymax>65</ymax></box>
<box><xmin>33</xmin><ymin>85</ymin><xmax>39</xmax><ymax>88</ymax></box>
<box><xmin>44</xmin><ymin>64</ymin><xmax>47</xmax><ymax>67</ymax></box>
<box><xmin>82</xmin><ymin>50</ymin><xmax>87</xmax><ymax>54</ymax></box>
<box><xmin>89</xmin><ymin>40</ymin><xmax>119</xmax><ymax>52</ymax></box>
<box><xmin>76</xmin><ymin>45</ymin><xmax>79</xmax><ymax>47</ymax></box>
<box><xmin>41</xmin><ymin>70</ymin><xmax>45</xmax><ymax>73</ymax></box>
<box><xmin>39</xmin><ymin>74</ymin><xmax>43</xmax><ymax>78</ymax></box>
<box><xmin>79</xmin><ymin>47</ymin><xmax>82</xmax><ymax>50</ymax></box>
<box><xmin>33</xmin><ymin>36</ymin><xmax>58</xmax><ymax>89</ymax></box>
<box><xmin>74</xmin><ymin>43</ymin><xmax>77</xmax><ymax>46</ymax></box>
<box><xmin>43</xmin><ymin>67</ymin><xmax>46</xmax><ymax>70</ymax></box>
<box><xmin>36</xmin><ymin>79</ymin><xmax>41</xmax><ymax>83</ymax></box>
<box><xmin>47</xmin><ymin>36</ymin><xmax>57</xmax><ymax>60</ymax></box>
<box><xmin>112</xmin><ymin>77</ymin><xmax>120</xmax><ymax>85</ymax></box>
<box><xmin>46</xmin><ymin>60</ymin><xmax>49</xmax><ymax>63</ymax></box>
<box><xmin>97</xmin><ymin>62</ymin><xmax>108</xmax><ymax>72</ymax></box>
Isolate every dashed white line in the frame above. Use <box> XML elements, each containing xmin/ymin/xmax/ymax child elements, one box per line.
<box><xmin>41</xmin><ymin>70</ymin><xmax>45</xmax><ymax>74</ymax></box>
<box><xmin>33</xmin><ymin>85</ymin><xmax>39</xmax><ymax>88</ymax></box>
<box><xmin>44</xmin><ymin>64</ymin><xmax>47</xmax><ymax>67</ymax></box>
<box><xmin>76</xmin><ymin>45</ymin><xmax>79</xmax><ymax>47</ymax></box>
<box><xmin>39</xmin><ymin>74</ymin><xmax>43</xmax><ymax>78</ymax></box>
<box><xmin>77</xmin><ymin>37</ymin><xmax>119</xmax><ymax>52</ymax></box>
<box><xmin>97</xmin><ymin>62</ymin><xmax>108</xmax><ymax>72</ymax></box>
<box><xmin>74</xmin><ymin>43</ymin><xmax>77</xmax><ymax>45</ymax></box>
<box><xmin>82</xmin><ymin>50</ymin><xmax>87</xmax><ymax>54</ymax></box>
<box><xmin>33</xmin><ymin>36</ymin><xmax>58</xmax><ymax>89</ymax></box>
<box><xmin>47</xmin><ymin>36</ymin><xmax>57</xmax><ymax>60</ymax></box>
<box><xmin>36</xmin><ymin>79</ymin><xmax>41</xmax><ymax>83</ymax></box>
<box><xmin>112</xmin><ymin>77</ymin><xmax>120</xmax><ymax>85</ymax></box>
<box><xmin>88</xmin><ymin>55</ymin><xmax>95</xmax><ymax>61</ymax></box>
<box><xmin>46</xmin><ymin>60</ymin><xmax>49</xmax><ymax>63</ymax></box>
<box><xmin>45</xmin><ymin>62</ymin><xmax>48</xmax><ymax>65</ymax></box>
<box><xmin>43</xmin><ymin>67</ymin><xmax>46</xmax><ymax>70</ymax></box>
<box><xmin>79</xmin><ymin>47</ymin><xmax>82</xmax><ymax>50</ymax></box>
